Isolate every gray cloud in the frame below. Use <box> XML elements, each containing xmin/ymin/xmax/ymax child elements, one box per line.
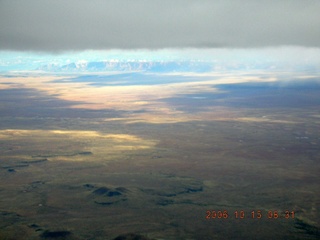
<box><xmin>1</xmin><ymin>0</ymin><xmax>320</xmax><ymax>51</ymax></box>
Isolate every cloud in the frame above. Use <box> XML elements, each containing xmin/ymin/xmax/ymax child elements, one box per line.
<box><xmin>0</xmin><ymin>0</ymin><xmax>320</xmax><ymax>51</ymax></box>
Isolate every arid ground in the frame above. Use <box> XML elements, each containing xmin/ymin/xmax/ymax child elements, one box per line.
<box><xmin>0</xmin><ymin>72</ymin><xmax>319</xmax><ymax>239</ymax></box>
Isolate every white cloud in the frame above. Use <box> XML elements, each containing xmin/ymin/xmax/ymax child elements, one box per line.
<box><xmin>0</xmin><ymin>0</ymin><xmax>319</xmax><ymax>51</ymax></box>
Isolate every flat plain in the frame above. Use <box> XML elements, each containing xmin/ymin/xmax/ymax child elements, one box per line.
<box><xmin>0</xmin><ymin>72</ymin><xmax>319</xmax><ymax>239</ymax></box>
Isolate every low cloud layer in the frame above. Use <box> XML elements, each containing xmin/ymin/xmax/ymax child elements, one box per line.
<box><xmin>1</xmin><ymin>0</ymin><xmax>320</xmax><ymax>51</ymax></box>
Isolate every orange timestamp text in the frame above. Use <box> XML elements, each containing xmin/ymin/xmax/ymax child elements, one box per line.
<box><xmin>205</xmin><ymin>210</ymin><xmax>295</xmax><ymax>219</ymax></box>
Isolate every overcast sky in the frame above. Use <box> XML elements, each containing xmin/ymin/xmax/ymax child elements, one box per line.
<box><xmin>1</xmin><ymin>0</ymin><xmax>320</xmax><ymax>52</ymax></box>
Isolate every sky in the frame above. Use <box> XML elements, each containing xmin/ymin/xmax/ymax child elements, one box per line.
<box><xmin>0</xmin><ymin>0</ymin><xmax>320</xmax><ymax>71</ymax></box>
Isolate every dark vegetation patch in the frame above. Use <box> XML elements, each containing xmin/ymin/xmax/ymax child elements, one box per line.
<box><xmin>0</xmin><ymin>211</ymin><xmax>22</xmax><ymax>228</ymax></box>
<box><xmin>29</xmin><ymin>181</ymin><xmax>46</xmax><ymax>189</ymax></box>
<box><xmin>94</xmin><ymin>199</ymin><xmax>127</xmax><ymax>206</ymax></box>
<box><xmin>155</xmin><ymin>198</ymin><xmax>175</xmax><ymax>206</ymax></box>
<box><xmin>28</xmin><ymin>223</ymin><xmax>43</xmax><ymax>232</ymax></box>
<box><xmin>2</xmin><ymin>164</ymin><xmax>29</xmax><ymax>169</ymax></box>
<box><xmin>92</xmin><ymin>187</ymin><xmax>112</xmax><ymax>195</ymax></box>
<box><xmin>140</xmin><ymin>189</ymin><xmax>176</xmax><ymax>197</ymax></box>
<box><xmin>154</xmin><ymin>197</ymin><xmax>206</xmax><ymax>207</ymax></box>
<box><xmin>140</xmin><ymin>185</ymin><xmax>203</xmax><ymax>197</ymax></box>
<box><xmin>40</xmin><ymin>230</ymin><xmax>71</xmax><ymax>239</ymax></box>
<box><xmin>83</xmin><ymin>183</ymin><xmax>95</xmax><ymax>189</ymax></box>
<box><xmin>30</xmin><ymin>181</ymin><xmax>45</xmax><ymax>187</ymax></box>
<box><xmin>29</xmin><ymin>223</ymin><xmax>40</xmax><ymax>228</ymax></box>
<box><xmin>115</xmin><ymin>187</ymin><xmax>129</xmax><ymax>193</ymax></box>
<box><xmin>295</xmin><ymin>219</ymin><xmax>320</xmax><ymax>238</ymax></box>
<box><xmin>31</xmin><ymin>181</ymin><xmax>45</xmax><ymax>185</ymax></box>
<box><xmin>92</xmin><ymin>187</ymin><xmax>126</xmax><ymax>196</ymax></box>
<box><xmin>180</xmin><ymin>186</ymin><xmax>203</xmax><ymax>193</ymax></box>
<box><xmin>106</xmin><ymin>191</ymin><xmax>122</xmax><ymax>197</ymax></box>
<box><xmin>32</xmin><ymin>151</ymin><xmax>93</xmax><ymax>158</ymax></box>
<box><xmin>78</xmin><ymin>151</ymin><xmax>92</xmax><ymax>155</ymax></box>
<box><xmin>90</xmin><ymin>186</ymin><xmax>128</xmax><ymax>206</ymax></box>
<box><xmin>139</xmin><ymin>180</ymin><xmax>204</xmax><ymax>206</ymax></box>
<box><xmin>113</xmin><ymin>233</ymin><xmax>153</xmax><ymax>240</ymax></box>
<box><xmin>0</xmin><ymin>211</ymin><xmax>21</xmax><ymax>217</ymax></box>
<box><xmin>22</xmin><ymin>181</ymin><xmax>46</xmax><ymax>192</ymax></box>
<box><xmin>21</xmin><ymin>158</ymin><xmax>48</xmax><ymax>164</ymax></box>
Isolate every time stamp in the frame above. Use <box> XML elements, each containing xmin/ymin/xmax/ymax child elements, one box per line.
<box><xmin>206</xmin><ymin>210</ymin><xmax>295</xmax><ymax>220</ymax></box>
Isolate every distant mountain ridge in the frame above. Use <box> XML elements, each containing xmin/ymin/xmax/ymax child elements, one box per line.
<box><xmin>38</xmin><ymin>60</ymin><xmax>214</xmax><ymax>73</ymax></box>
<box><xmin>36</xmin><ymin>60</ymin><xmax>317</xmax><ymax>73</ymax></box>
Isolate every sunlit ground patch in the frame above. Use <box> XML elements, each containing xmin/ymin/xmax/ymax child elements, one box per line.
<box><xmin>0</xmin><ymin>129</ymin><xmax>156</xmax><ymax>162</ymax></box>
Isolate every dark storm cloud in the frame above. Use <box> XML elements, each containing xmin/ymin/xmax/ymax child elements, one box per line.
<box><xmin>1</xmin><ymin>0</ymin><xmax>320</xmax><ymax>51</ymax></box>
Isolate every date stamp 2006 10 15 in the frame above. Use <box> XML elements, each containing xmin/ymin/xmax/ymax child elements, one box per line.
<box><xmin>205</xmin><ymin>210</ymin><xmax>295</xmax><ymax>220</ymax></box>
